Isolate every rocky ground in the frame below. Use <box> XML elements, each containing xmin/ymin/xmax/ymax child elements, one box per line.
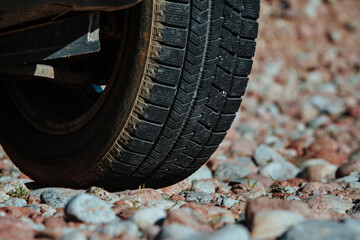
<box><xmin>1</xmin><ymin>0</ymin><xmax>360</xmax><ymax>239</ymax></box>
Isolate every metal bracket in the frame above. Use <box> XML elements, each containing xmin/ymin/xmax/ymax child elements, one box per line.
<box><xmin>0</xmin><ymin>13</ymin><xmax>100</xmax><ymax>66</ymax></box>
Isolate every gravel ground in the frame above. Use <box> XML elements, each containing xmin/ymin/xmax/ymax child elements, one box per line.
<box><xmin>1</xmin><ymin>0</ymin><xmax>360</xmax><ymax>239</ymax></box>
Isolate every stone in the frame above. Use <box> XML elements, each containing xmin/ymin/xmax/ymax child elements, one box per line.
<box><xmin>307</xmin><ymin>116</ymin><xmax>329</xmax><ymax>128</ymax></box>
<box><xmin>20</xmin><ymin>217</ymin><xmax>45</xmax><ymax>231</ymax></box>
<box><xmin>346</xmin><ymin>203</ymin><xmax>360</xmax><ymax>215</ymax></box>
<box><xmin>246</xmin><ymin>198</ymin><xmax>312</xmax><ymax>222</ymax></box>
<box><xmin>0</xmin><ymin>216</ymin><xmax>34</xmax><ymax>240</ymax></box>
<box><xmin>65</xmin><ymin>193</ymin><xmax>116</xmax><ymax>224</ymax></box>
<box><xmin>131</xmin><ymin>207</ymin><xmax>166</xmax><ymax>230</ymax></box>
<box><xmin>102</xmin><ymin>220</ymin><xmax>139</xmax><ymax>237</ymax></box>
<box><xmin>301</xmin><ymin>182</ymin><xmax>346</xmax><ymax>195</ymax></box>
<box><xmin>253</xmin><ymin>144</ymin><xmax>286</xmax><ymax>167</ymax></box>
<box><xmin>214</xmin><ymin>163</ymin><xmax>253</xmax><ymax>182</ymax></box>
<box><xmin>301</xmin><ymin>160</ymin><xmax>337</xmax><ymax>181</ymax></box>
<box><xmin>234</xmin><ymin>157</ymin><xmax>256</xmax><ymax>166</ymax></box>
<box><xmin>347</xmin><ymin>182</ymin><xmax>360</xmax><ymax>189</ymax></box>
<box><xmin>144</xmin><ymin>200</ymin><xmax>185</xmax><ymax>210</ymax></box>
<box><xmin>335</xmin><ymin>173</ymin><xmax>360</xmax><ymax>183</ymax></box>
<box><xmin>156</xmin><ymin>224</ymin><xmax>206</xmax><ymax>240</ymax></box>
<box><xmin>4</xmin><ymin>198</ymin><xmax>27</xmax><ymax>207</ymax></box>
<box><xmin>306</xmin><ymin>195</ymin><xmax>354</xmax><ymax>211</ymax></box>
<box><xmin>285</xmin><ymin>196</ymin><xmax>301</xmax><ymax>201</ymax></box>
<box><xmin>306</xmin><ymin>137</ymin><xmax>348</xmax><ymax>166</ymax></box>
<box><xmin>278</xmin><ymin>220</ymin><xmax>360</xmax><ymax>240</ymax></box>
<box><xmin>349</xmin><ymin>150</ymin><xmax>360</xmax><ymax>162</ymax></box>
<box><xmin>1</xmin><ymin>180</ymin><xmax>28</xmax><ymax>195</ymax></box>
<box><xmin>163</xmin><ymin>207</ymin><xmax>212</xmax><ymax>232</ymax></box>
<box><xmin>188</xmin><ymin>165</ymin><xmax>213</xmax><ymax>181</ymax></box>
<box><xmin>260</xmin><ymin>161</ymin><xmax>300</xmax><ymax>180</ymax></box>
<box><xmin>221</xmin><ymin>198</ymin><xmax>238</xmax><ymax>209</ymax></box>
<box><xmin>30</xmin><ymin>188</ymin><xmax>84</xmax><ymax>201</ymax></box>
<box><xmin>251</xmin><ymin>210</ymin><xmax>305</xmax><ymax>239</ymax></box>
<box><xmin>40</xmin><ymin>189</ymin><xmax>69</xmax><ymax>208</ymax></box>
<box><xmin>180</xmin><ymin>202</ymin><xmax>235</xmax><ymax>225</ymax></box>
<box><xmin>191</xmin><ymin>180</ymin><xmax>216</xmax><ymax>194</ymax></box>
<box><xmin>336</xmin><ymin>161</ymin><xmax>360</xmax><ymax>178</ymax></box>
<box><xmin>0</xmin><ymin>190</ymin><xmax>9</xmax><ymax>203</ymax></box>
<box><xmin>207</xmin><ymin>225</ymin><xmax>250</xmax><ymax>240</ymax></box>
<box><xmin>161</xmin><ymin>179</ymin><xmax>192</xmax><ymax>196</ymax></box>
<box><xmin>304</xmin><ymin>0</ymin><xmax>321</xmax><ymax>18</ymax></box>
<box><xmin>185</xmin><ymin>191</ymin><xmax>212</xmax><ymax>204</ymax></box>
<box><xmin>85</xmin><ymin>187</ymin><xmax>120</xmax><ymax>204</ymax></box>
<box><xmin>59</xmin><ymin>231</ymin><xmax>87</xmax><ymax>240</ymax></box>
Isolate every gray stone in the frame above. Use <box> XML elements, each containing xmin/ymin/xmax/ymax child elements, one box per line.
<box><xmin>206</xmin><ymin>225</ymin><xmax>250</xmax><ymax>240</ymax></box>
<box><xmin>347</xmin><ymin>182</ymin><xmax>360</xmax><ymax>189</ymax></box>
<box><xmin>102</xmin><ymin>220</ymin><xmax>139</xmax><ymax>237</ymax></box>
<box><xmin>234</xmin><ymin>157</ymin><xmax>256</xmax><ymax>166</ymax></box>
<box><xmin>188</xmin><ymin>165</ymin><xmax>212</xmax><ymax>181</ymax></box>
<box><xmin>341</xmin><ymin>219</ymin><xmax>360</xmax><ymax>234</ymax></box>
<box><xmin>155</xmin><ymin>224</ymin><xmax>206</xmax><ymax>240</ymax></box>
<box><xmin>214</xmin><ymin>163</ymin><xmax>253</xmax><ymax>182</ymax></box>
<box><xmin>4</xmin><ymin>198</ymin><xmax>27</xmax><ymax>207</ymax></box>
<box><xmin>285</xmin><ymin>196</ymin><xmax>301</xmax><ymax>201</ymax></box>
<box><xmin>20</xmin><ymin>217</ymin><xmax>45</xmax><ymax>231</ymax></box>
<box><xmin>260</xmin><ymin>161</ymin><xmax>300</xmax><ymax>180</ymax></box>
<box><xmin>59</xmin><ymin>231</ymin><xmax>87</xmax><ymax>240</ymax></box>
<box><xmin>131</xmin><ymin>207</ymin><xmax>166</xmax><ymax>230</ymax></box>
<box><xmin>335</xmin><ymin>173</ymin><xmax>360</xmax><ymax>183</ymax></box>
<box><xmin>304</xmin><ymin>0</ymin><xmax>321</xmax><ymax>18</ymax></box>
<box><xmin>327</xmin><ymin>30</ymin><xmax>342</xmax><ymax>43</ymax></box>
<box><xmin>40</xmin><ymin>189</ymin><xmax>68</xmax><ymax>208</ymax></box>
<box><xmin>192</xmin><ymin>180</ymin><xmax>216</xmax><ymax>194</ymax></box>
<box><xmin>307</xmin><ymin>116</ymin><xmax>329</xmax><ymax>128</ymax></box>
<box><xmin>309</xmin><ymin>96</ymin><xmax>344</xmax><ymax>116</ymax></box>
<box><xmin>221</xmin><ymin>198</ymin><xmax>238</xmax><ymax>209</ymax></box>
<box><xmin>264</xmin><ymin>135</ymin><xmax>283</xmax><ymax>149</ymax></box>
<box><xmin>278</xmin><ymin>220</ymin><xmax>360</xmax><ymax>240</ymax></box>
<box><xmin>31</xmin><ymin>188</ymin><xmax>84</xmax><ymax>201</ymax></box>
<box><xmin>253</xmin><ymin>144</ymin><xmax>286</xmax><ymax>167</ymax></box>
<box><xmin>283</xmin><ymin>186</ymin><xmax>296</xmax><ymax>194</ymax></box>
<box><xmin>350</xmin><ymin>150</ymin><xmax>360</xmax><ymax>162</ymax></box>
<box><xmin>185</xmin><ymin>191</ymin><xmax>212</xmax><ymax>204</ymax></box>
<box><xmin>65</xmin><ymin>193</ymin><xmax>115</xmax><ymax>224</ymax></box>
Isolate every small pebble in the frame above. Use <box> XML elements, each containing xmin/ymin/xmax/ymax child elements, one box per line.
<box><xmin>131</xmin><ymin>207</ymin><xmax>166</xmax><ymax>230</ymax></box>
<box><xmin>4</xmin><ymin>198</ymin><xmax>27</xmax><ymax>207</ymax></box>
<box><xmin>278</xmin><ymin>220</ymin><xmax>360</xmax><ymax>240</ymax></box>
<box><xmin>192</xmin><ymin>180</ymin><xmax>216</xmax><ymax>194</ymax></box>
<box><xmin>40</xmin><ymin>189</ymin><xmax>68</xmax><ymax>208</ymax></box>
<box><xmin>214</xmin><ymin>163</ymin><xmax>253</xmax><ymax>182</ymax></box>
<box><xmin>253</xmin><ymin>144</ymin><xmax>286</xmax><ymax>167</ymax></box>
<box><xmin>65</xmin><ymin>194</ymin><xmax>115</xmax><ymax>224</ymax></box>
<box><xmin>185</xmin><ymin>191</ymin><xmax>212</xmax><ymax>204</ymax></box>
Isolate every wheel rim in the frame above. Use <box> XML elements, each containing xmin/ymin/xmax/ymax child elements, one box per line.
<box><xmin>5</xmin><ymin>10</ymin><xmax>131</xmax><ymax>135</ymax></box>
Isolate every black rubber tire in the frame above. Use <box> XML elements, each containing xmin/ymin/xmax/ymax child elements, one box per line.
<box><xmin>0</xmin><ymin>0</ymin><xmax>260</xmax><ymax>190</ymax></box>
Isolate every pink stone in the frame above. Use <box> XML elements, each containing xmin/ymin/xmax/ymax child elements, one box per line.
<box><xmin>161</xmin><ymin>178</ymin><xmax>192</xmax><ymax>196</ymax></box>
<box><xmin>0</xmin><ymin>217</ymin><xmax>34</xmax><ymax>240</ymax></box>
<box><xmin>306</xmin><ymin>195</ymin><xmax>354</xmax><ymax>211</ymax></box>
